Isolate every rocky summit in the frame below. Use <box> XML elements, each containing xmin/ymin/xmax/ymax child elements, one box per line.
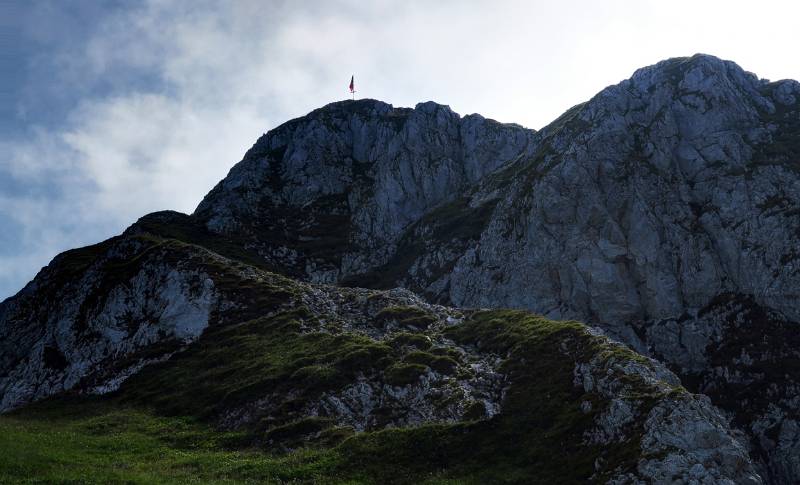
<box><xmin>1</xmin><ymin>54</ymin><xmax>799</xmax><ymax>484</ymax></box>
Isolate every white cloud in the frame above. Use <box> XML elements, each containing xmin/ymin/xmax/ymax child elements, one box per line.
<box><xmin>2</xmin><ymin>0</ymin><xmax>799</xmax><ymax>298</ymax></box>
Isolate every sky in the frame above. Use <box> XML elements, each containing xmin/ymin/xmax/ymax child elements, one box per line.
<box><xmin>1</xmin><ymin>0</ymin><xmax>799</xmax><ymax>300</ymax></box>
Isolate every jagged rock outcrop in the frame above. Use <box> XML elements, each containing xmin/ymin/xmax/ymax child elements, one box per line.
<box><xmin>0</xmin><ymin>237</ymin><xmax>217</xmax><ymax>410</ymax></box>
<box><xmin>1</xmin><ymin>53</ymin><xmax>798</xmax><ymax>483</ymax></box>
<box><xmin>638</xmin><ymin>294</ymin><xmax>800</xmax><ymax>482</ymax></box>
<box><xmin>194</xmin><ymin>99</ymin><xmax>536</xmax><ymax>282</ymax></box>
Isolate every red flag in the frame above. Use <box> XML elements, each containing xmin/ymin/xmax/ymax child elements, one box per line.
<box><xmin>349</xmin><ymin>75</ymin><xmax>354</xmax><ymax>93</ymax></box>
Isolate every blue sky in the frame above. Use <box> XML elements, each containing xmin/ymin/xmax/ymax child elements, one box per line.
<box><xmin>2</xmin><ymin>0</ymin><xmax>799</xmax><ymax>300</ymax></box>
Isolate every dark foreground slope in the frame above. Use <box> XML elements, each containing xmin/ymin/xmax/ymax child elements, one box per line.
<box><xmin>0</xmin><ymin>231</ymin><xmax>760</xmax><ymax>483</ymax></box>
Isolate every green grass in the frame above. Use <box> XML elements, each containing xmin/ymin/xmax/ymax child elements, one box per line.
<box><xmin>128</xmin><ymin>211</ymin><xmax>274</xmax><ymax>272</ymax></box>
<box><xmin>0</xmin><ymin>400</ymin><xmax>477</xmax><ymax>484</ymax></box>
<box><xmin>374</xmin><ymin>306</ymin><xmax>438</xmax><ymax>330</ymax></box>
<box><xmin>0</xmin><ymin>400</ymin><xmax>342</xmax><ymax>484</ymax></box>
<box><xmin>388</xmin><ymin>332</ymin><xmax>433</xmax><ymax>350</ymax></box>
<box><xmin>384</xmin><ymin>363</ymin><xmax>429</xmax><ymax>386</ymax></box>
<box><xmin>402</xmin><ymin>351</ymin><xmax>459</xmax><ymax>375</ymax></box>
<box><xmin>119</xmin><ymin>308</ymin><xmax>395</xmax><ymax>423</ymax></box>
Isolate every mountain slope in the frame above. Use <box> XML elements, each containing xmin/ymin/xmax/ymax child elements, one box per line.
<box><xmin>185</xmin><ymin>54</ymin><xmax>800</xmax><ymax>483</ymax></box>
<box><xmin>1</xmin><ymin>53</ymin><xmax>799</xmax><ymax>483</ymax></box>
<box><xmin>0</xmin><ymin>230</ymin><xmax>761</xmax><ymax>483</ymax></box>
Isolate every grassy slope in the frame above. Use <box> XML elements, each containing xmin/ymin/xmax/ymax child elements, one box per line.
<box><xmin>0</xmin><ymin>231</ymin><xmax>679</xmax><ymax>484</ymax></box>
<box><xmin>0</xmin><ymin>303</ymin><xmax>668</xmax><ymax>484</ymax></box>
<box><xmin>0</xmin><ymin>400</ymin><xmax>343</xmax><ymax>485</ymax></box>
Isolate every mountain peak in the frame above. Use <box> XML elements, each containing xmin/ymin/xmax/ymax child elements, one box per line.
<box><xmin>626</xmin><ymin>53</ymin><xmax>763</xmax><ymax>95</ymax></box>
<box><xmin>413</xmin><ymin>100</ymin><xmax>454</xmax><ymax>114</ymax></box>
<box><xmin>307</xmin><ymin>98</ymin><xmax>395</xmax><ymax>116</ymax></box>
<box><xmin>296</xmin><ymin>97</ymin><xmax>495</xmax><ymax>125</ymax></box>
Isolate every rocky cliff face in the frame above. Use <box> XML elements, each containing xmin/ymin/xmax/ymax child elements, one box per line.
<box><xmin>192</xmin><ymin>56</ymin><xmax>800</xmax><ymax>331</ymax></box>
<box><xmin>639</xmin><ymin>294</ymin><xmax>800</xmax><ymax>482</ymax></box>
<box><xmin>444</xmin><ymin>55</ymin><xmax>800</xmax><ymax>324</ymax></box>
<box><xmin>188</xmin><ymin>54</ymin><xmax>800</xmax><ymax>483</ymax></box>
<box><xmin>194</xmin><ymin>99</ymin><xmax>536</xmax><ymax>283</ymax></box>
<box><xmin>0</xmin><ymin>237</ymin><xmax>218</xmax><ymax>410</ymax></box>
<box><xmin>1</xmin><ymin>53</ymin><xmax>798</xmax><ymax>483</ymax></box>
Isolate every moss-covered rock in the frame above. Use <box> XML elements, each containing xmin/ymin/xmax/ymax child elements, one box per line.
<box><xmin>384</xmin><ymin>363</ymin><xmax>428</xmax><ymax>386</ymax></box>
